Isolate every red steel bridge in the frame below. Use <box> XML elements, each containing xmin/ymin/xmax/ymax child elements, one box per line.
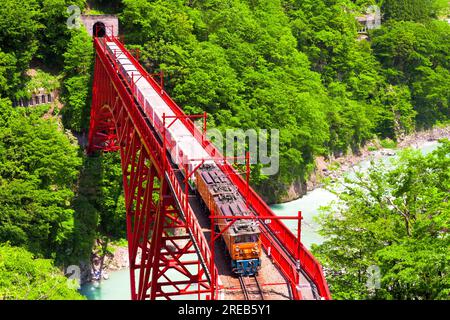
<box><xmin>87</xmin><ymin>30</ymin><xmax>331</xmax><ymax>300</ymax></box>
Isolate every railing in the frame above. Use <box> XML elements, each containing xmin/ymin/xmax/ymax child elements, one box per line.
<box><xmin>220</xmin><ymin>164</ymin><xmax>331</xmax><ymax>299</ymax></box>
<box><xmin>165</xmin><ymin>167</ymin><xmax>216</xmax><ymax>282</ymax></box>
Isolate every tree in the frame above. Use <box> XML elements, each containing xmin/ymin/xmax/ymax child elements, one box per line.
<box><xmin>68</xmin><ymin>151</ymin><xmax>127</xmax><ymax>263</ymax></box>
<box><xmin>382</xmin><ymin>0</ymin><xmax>445</xmax><ymax>22</ymax></box>
<box><xmin>120</xmin><ymin>0</ymin><xmax>334</xmax><ymax>202</ymax></box>
<box><xmin>371</xmin><ymin>20</ymin><xmax>450</xmax><ymax>127</ymax></box>
<box><xmin>0</xmin><ymin>0</ymin><xmax>42</xmax><ymax>98</ymax></box>
<box><xmin>412</xmin><ymin>66</ymin><xmax>450</xmax><ymax>126</ymax></box>
<box><xmin>61</xmin><ymin>27</ymin><xmax>94</xmax><ymax>131</ymax></box>
<box><xmin>375</xmin><ymin>85</ymin><xmax>416</xmax><ymax>139</ymax></box>
<box><xmin>313</xmin><ymin>140</ymin><xmax>450</xmax><ymax>299</ymax></box>
<box><xmin>0</xmin><ymin>244</ymin><xmax>84</xmax><ymax>300</ymax></box>
<box><xmin>172</xmin><ymin>42</ymin><xmax>240</xmax><ymax>114</ymax></box>
<box><xmin>0</xmin><ymin>99</ymin><xmax>81</xmax><ymax>260</ymax></box>
<box><xmin>283</xmin><ymin>0</ymin><xmax>389</xmax><ymax>154</ymax></box>
<box><xmin>0</xmin><ymin>50</ymin><xmax>19</xmax><ymax>97</ymax></box>
<box><xmin>0</xmin><ymin>0</ymin><xmax>41</xmax><ymax>71</ymax></box>
<box><xmin>36</xmin><ymin>0</ymin><xmax>87</xmax><ymax>66</ymax></box>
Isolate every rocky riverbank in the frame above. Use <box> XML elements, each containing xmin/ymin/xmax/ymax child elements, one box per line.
<box><xmin>79</xmin><ymin>243</ymin><xmax>133</xmax><ymax>285</ymax></box>
<box><xmin>278</xmin><ymin>125</ymin><xmax>450</xmax><ymax>203</ymax></box>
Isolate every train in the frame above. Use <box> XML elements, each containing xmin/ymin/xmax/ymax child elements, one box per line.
<box><xmin>195</xmin><ymin>164</ymin><xmax>261</xmax><ymax>276</ymax></box>
<box><xmin>105</xmin><ymin>41</ymin><xmax>262</xmax><ymax>276</ymax></box>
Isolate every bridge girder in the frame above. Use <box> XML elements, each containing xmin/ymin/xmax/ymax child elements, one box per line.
<box><xmin>88</xmin><ymin>53</ymin><xmax>215</xmax><ymax>300</ymax></box>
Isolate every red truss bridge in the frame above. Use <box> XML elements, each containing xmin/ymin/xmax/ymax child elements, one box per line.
<box><xmin>87</xmin><ymin>30</ymin><xmax>331</xmax><ymax>300</ymax></box>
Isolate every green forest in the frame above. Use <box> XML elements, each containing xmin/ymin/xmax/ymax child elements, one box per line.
<box><xmin>0</xmin><ymin>0</ymin><xmax>449</xmax><ymax>300</ymax></box>
<box><xmin>313</xmin><ymin>141</ymin><xmax>450</xmax><ymax>299</ymax></box>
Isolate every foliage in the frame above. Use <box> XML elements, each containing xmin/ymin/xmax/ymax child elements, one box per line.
<box><xmin>0</xmin><ymin>0</ymin><xmax>449</xmax><ymax>300</ymax></box>
<box><xmin>96</xmin><ymin>153</ymin><xmax>126</xmax><ymax>239</ymax></box>
<box><xmin>0</xmin><ymin>243</ymin><xmax>84</xmax><ymax>300</ymax></box>
<box><xmin>313</xmin><ymin>140</ymin><xmax>450</xmax><ymax>299</ymax></box>
<box><xmin>68</xmin><ymin>152</ymin><xmax>125</xmax><ymax>263</ymax></box>
<box><xmin>0</xmin><ymin>0</ymin><xmax>41</xmax><ymax>97</ymax></box>
<box><xmin>85</xmin><ymin>0</ymin><xmax>122</xmax><ymax>14</ymax></box>
<box><xmin>121</xmin><ymin>0</ymin><xmax>331</xmax><ymax>201</ymax></box>
<box><xmin>0</xmin><ymin>0</ymin><xmax>87</xmax><ymax>98</ymax></box>
<box><xmin>1</xmin><ymin>0</ymin><xmax>447</xmax><ymax>230</ymax></box>
<box><xmin>24</xmin><ymin>69</ymin><xmax>61</xmax><ymax>96</ymax></box>
<box><xmin>379</xmin><ymin>137</ymin><xmax>397</xmax><ymax>149</ymax></box>
<box><xmin>375</xmin><ymin>85</ymin><xmax>416</xmax><ymax>138</ymax></box>
<box><xmin>36</xmin><ymin>0</ymin><xmax>87</xmax><ymax>67</ymax></box>
<box><xmin>0</xmin><ymin>0</ymin><xmax>41</xmax><ymax>69</ymax></box>
<box><xmin>371</xmin><ymin>20</ymin><xmax>450</xmax><ymax>127</ymax></box>
<box><xmin>0</xmin><ymin>99</ymin><xmax>81</xmax><ymax>260</ymax></box>
<box><xmin>0</xmin><ymin>50</ymin><xmax>19</xmax><ymax>97</ymax></box>
<box><xmin>61</xmin><ymin>27</ymin><xmax>94</xmax><ymax>131</ymax></box>
<box><xmin>117</xmin><ymin>0</ymin><xmax>450</xmax><ymax>202</ymax></box>
<box><xmin>382</xmin><ymin>0</ymin><xmax>446</xmax><ymax>22</ymax></box>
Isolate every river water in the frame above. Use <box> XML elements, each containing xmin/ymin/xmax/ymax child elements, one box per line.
<box><xmin>80</xmin><ymin>141</ymin><xmax>440</xmax><ymax>300</ymax></box>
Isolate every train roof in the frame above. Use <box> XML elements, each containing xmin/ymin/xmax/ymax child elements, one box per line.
<box><xmin>199</xmin><ymin>164</ymin><xmax>260</xmax><ymax>236</ymax></box>
<box><xmin>105</xmin><ymin>40</ymin><xmax>212</xmax><ymax>165</ymax></box>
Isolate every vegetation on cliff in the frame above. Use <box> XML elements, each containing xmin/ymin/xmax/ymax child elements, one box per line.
<box><xmin>0</xmin><ymin>0</ymin><xmax>448</xmax><ymax>299</ymax></box>
<box><xmin>313</xmin><ymin>140</ymin><xmax>450</xmax><ymax>299</ymax></box>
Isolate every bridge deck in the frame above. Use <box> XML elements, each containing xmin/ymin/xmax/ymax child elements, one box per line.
<box><xmin>170</xmin><ymin>163</ymin><xmax>291</xmax><ymax>300</ymax></box>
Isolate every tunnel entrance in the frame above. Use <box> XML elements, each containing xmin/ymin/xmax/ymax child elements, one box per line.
<box><xmin>93</xmin><ymin>22</ymin><xmax>106</xmax><ymax>37</ymax></box>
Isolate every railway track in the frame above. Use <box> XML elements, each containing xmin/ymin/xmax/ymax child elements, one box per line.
<box><xmin>239</xmin><ymin>276</ymin><xmax>265</xmax><ymax>300</ymax></box>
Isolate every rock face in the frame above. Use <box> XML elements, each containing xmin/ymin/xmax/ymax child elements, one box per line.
<box><xmin>271</xmin><ymin>154</ymin><xmax>328</xmax><ymax>204</ymax></box>
<box><xmin>78</xmin><ymin>244</ymin><xmax>131</xmax><ymax>285</ymax></box>
<box><xmin>278</xmin><ymin>178</ymin><xmax>308</xmax><ymax>203</ymax></box>
<box><xmin>79</xmin><ymin>260</ymin><xmax>92</xmax><ymax>284</ymax></box>
<box><xmin>104</xmin><ymin>246</ymin><xmax>130</xmax><ymax>271</ymax></box>
<box><xmin>397</xmin><ymin>126</ymin><xmax>450</xmax><ymax>148</ymax></box>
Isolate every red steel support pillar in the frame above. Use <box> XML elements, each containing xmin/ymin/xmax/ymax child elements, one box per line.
<box><xmin>202</xmin><ymin>112</ymin><xmax>207</xmax><ymax>146</ymax></box>
<box><xmin>87</xmin><ymin>56</ymin><xmax>214</xmax><ymax>300</ymax></box>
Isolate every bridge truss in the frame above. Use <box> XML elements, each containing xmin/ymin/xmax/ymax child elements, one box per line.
<box><xmin>87</xmin><ymin>32</ymin><xmax>331</xmax><ymax>300</ymax></box>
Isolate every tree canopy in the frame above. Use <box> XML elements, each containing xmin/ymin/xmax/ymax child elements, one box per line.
<box><xmin>382</xmin><ymin>0</ymin><xmax>447</xmax><ymax>22</ymax></box>
<box><xmin>313</xmin><ymin>140</ymin><xmax>450</xmax><ymax>299</ymax></box>
<box><xmin>118</xmin><ymin>0</ymin><xmax>450</xmax><ymax>202</ymax></box>
<box><xmin>61</xmin><ymin>27</ymin><xmax>94</xmax><ymax>132</ymax></box>
<box><xmin>0</xmin><ymin>99</ymin><xmax>81</xmax><ymax>260</ymax></box>
<box><xmin>0</xmin><ymin>244</ymin><xmax>84</xmax><ymax>300</ymax></box>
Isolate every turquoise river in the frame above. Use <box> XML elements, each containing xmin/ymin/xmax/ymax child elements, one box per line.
<box><xmin>80</xmin><ymin>142</ymin><xmax>440</xmax><ymax>299</ymax></box>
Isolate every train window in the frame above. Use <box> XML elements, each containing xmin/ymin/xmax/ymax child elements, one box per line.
<box><xmin>235</xmin><ymin>234</ymin><xmax>258</xmax><ymax>243</ymax></box>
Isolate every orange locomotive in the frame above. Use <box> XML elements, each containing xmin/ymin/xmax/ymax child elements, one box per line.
<box><xmin>195</xmin><ymin>163</ymin><xmax>261</xmax><ymax>276</ymax></box>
